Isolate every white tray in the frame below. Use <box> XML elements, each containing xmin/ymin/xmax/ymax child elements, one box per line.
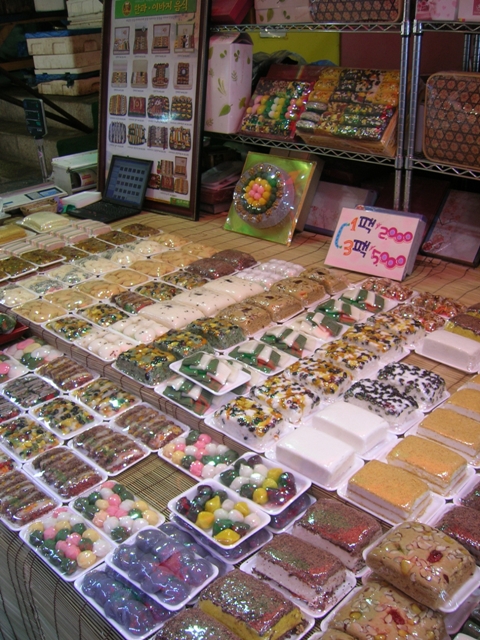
<box><xmin>267</xmin><ymin>494</ymin><xmax>315</xmax><ymax>535</ymax></box>
<box><xmin>167</xmin><ymin>479</ymin><xmax>271</xmax><ymax>551</ymax></box>
<box><xmin>156</xmin><ymin>378</ymin><xmax>236</xmax><ymax>419</ymax></box>
<box><xmin>170</xmin><ymin>354</ymin><xmax>251</xmax><ymax>396</ymax></box>
<box><xmin>212</xmin><ymin>453</ymin><xmax>311</xmax><ymax>516</ymax></box>
<box><xmin>19</xmin><ymin>506</ymin><xmax>112</xmax><ymax>582</ymax></box>
<box><xmin>225</xmin><ymin>340</ymin><xmax>297</xmax><ymax>376</ymax></box>
<box><xmin>240</xmin><ymin>553</ymin><xmax>356</xmax><ymax>619</ymax></box>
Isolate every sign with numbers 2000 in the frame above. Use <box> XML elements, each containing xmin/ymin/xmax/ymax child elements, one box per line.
<box><xmin>325</xmin><ymin>207</ymin><xmax>425</xmax><ymax>281</ymax></box>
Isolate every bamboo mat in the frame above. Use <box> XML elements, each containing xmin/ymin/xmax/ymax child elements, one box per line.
<box><xmin>0</xmin><ymin>210</ymin><xmax>479</xmax><ymax>640</ymax></box>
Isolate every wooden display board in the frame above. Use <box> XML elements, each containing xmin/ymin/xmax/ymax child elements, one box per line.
<box><xmin>98</xmin><ymin>0</ymin><xmax>211</xmax><ymax>220</ymax></box>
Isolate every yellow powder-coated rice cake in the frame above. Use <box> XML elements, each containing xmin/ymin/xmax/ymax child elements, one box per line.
<box><xmin>417</xmin><ymin>407</ymin><xmax>480</xmax><ymax>458</ymax></box>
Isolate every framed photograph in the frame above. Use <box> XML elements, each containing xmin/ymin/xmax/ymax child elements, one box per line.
<box><xmin>224</xmin><ymin>152</ymin><xmax>318</xmax><ymax>246</ymax></box>
<box><xmin>98</xmin><ymin>0</ymin><xmax>211</xmax><ymax>220</ymax></box>
<box><xmin>421</xmin><ymin>190</ymin><xmax>480</xmax><ymax>267</ymax></box>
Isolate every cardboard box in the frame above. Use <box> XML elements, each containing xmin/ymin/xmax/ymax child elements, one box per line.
<box><xmin>211</xmin><ymin>0</ymin><xmax>253</xmax><ymax>23</ymax></box>
<box><xmin>254</xmin><ymin>0</ymin><xmax>307</xmax><ymax>7</ymax></box>
<box><xmin>458</xmin><ymin>0</ymin><xmax>480</xmax><ymax>20</ymax></box>
<box><xmin>255</xmin><ymin>6</ymin><xmax>312</xmax><ymax>22</ymax></box>
<box><xmin>416</xmin><ymin>0</ymin><xmax>458</xmax><ymax>20</ymax></box>
<box><xmin>204</xmin><ymin>33</ymin><xmax>253</xmax><ymax>135</ymax></box>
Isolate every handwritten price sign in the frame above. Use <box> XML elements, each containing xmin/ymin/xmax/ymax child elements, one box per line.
<box><xmin>325</xmin><ymin>207</ymin><xmax>425</xmax><ymax>281</ymax></box>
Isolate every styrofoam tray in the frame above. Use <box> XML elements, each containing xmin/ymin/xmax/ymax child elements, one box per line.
<box><xmin>170</xmin><ymin>354</ymin><xmax>251</xmax><ymax>396</ymax></box>
<box><xmin>104</xmin><ymin>528</ymin><xmax>219</xmax><ymax>611</ymax></box>
<box><xmin>23</xmin><ymin>445</ymin><xmax>107</xmax><ymax>503</ymax></box>
<box><xmin>257</xmin><ymin>327</ymin><xmax>319</xmax><ymax>360</ymax></box>
<box><xmin>240</xmin><ymin>553</ymin><xmax>356</xmax><ymax>619</ymax></box>
<box><xmin>337</xmin><ymin>480</ymin><xmax>446</xmax><ymax>527</ymax></box>
<box><xmin>225</xmin><ymin>340</ymin><xmax>297</xmax><ymax>376</ymax></box>
<box><xmin>415</xmin><ymin>337</ymin><xmax>480</xmax><ymax>373</ymax></box>
<box><xmin>453</xmin><ymin>472</ymin><xmax>480</xmax><ymax>507</ymax></box>
<box><xmin>167</xmin><ymin>479</ymin><xmax>271</xmax><ymax>551</ymax></box>
<box><xmin>385</xmin><ymin>408</ymin><xmax>424</xmax><ymax>436</ymax></box>
<box><xmin>0</xmin><ymin>415</ymin><xmax>64</xmax><ymax>465</ymax></box>
<box><xmin>74</xmin><ymin>563</ymin><xmax>175</xmax><ymax>640</ymax></box>
<box><xmin>170</xmin><ymin>515</ymin><xmax>274</xmax><ymax>565</ymax></box>
<box><xmin>213</xmin><ymin>453</ymin><xmax>311</xmax><ymax>516</ymax></box>
<box><xmin>267</xmin><ymin>494</ymin><xmax>315</xmax><ymax>535</ymax></box>
<box><xmin>19</xmin><ymin>506</ymin><xmax>112</xmax><ymax>582</ymax></box>
<box><xmin>156</xmin><ymin>378</ymin><xmax>236</xmax><ymax>419</ymax></box>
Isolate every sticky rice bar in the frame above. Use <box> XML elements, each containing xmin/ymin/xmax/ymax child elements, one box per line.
<box><xmin>292</xmin><ymin>497</ymin><xmax>382</xmax><ymax>572</ymax></box>
<box><xmin>328</xmin><ymin>576</ymin><xmax>447</xmax><ymax>639</ymax></box>
<box><xmin>301</xmin><ymin>266</ymin><xmax>349</xmax><ymax>294</ymax></box>
<box><xmin>253</xmin><ymin>532</ymin><xmax>346</xmax><ymax>610</ymax></box>
<box><xmin>347</xmin><ymin>460</ymin><xmax>432</xmax><ymax>521</ymax></box>
<box><xmin>275</xmin><ymin>425</ymin><xmax>355</xmax><ymax>488</ymax></box>
<box><xmin>341</xmin><ymin>323</ymin><xmax>403</xmax><ymax>359</ymax></box>
<box><xmin>417</xmin><ymin>408</ymin><xmax>480</xmax><ymax>458</ymax></box>
<box><xmin>436</xmin><ymin>505</ymin><xmax>480</xmax><ymax>562</ymax></box>
<box><xmin>287</xmin><ymin>311</ymin><xmax>343</xmax><ymax>340</ymax></box>
<box><xmin>269</xmin><ymin>276</ymin><xmax>326</xmax><ymax>307</ymax></box>
<box><xmin>445</xmin><ymin>388</ymin><xmax>480</xmax><ymax>421</ymax></box>
<box><xmin>376</xmin><ymin>362</ymin><xmax>446</xmax><ymax>409</ymax></box>
<box><xmin>186</xmin><ymin>317</ymin><xmax>246</xmax><ymax>350</ymax></box>
<box><xmin>217</xmin><ymin>303</ymin><xmax>272</xmax><ymax>335</ymax></box>
<box><xmin>311</xmin><ymin>401</ymin><xmax>389</xmax><ymax>455</ymax></box>
<box><xmin>153</xmin><ymin>330</ymin><xmax>213</xmax><ymax>359</ymax></box>
<box><xmin>251</xmin><ymin>374</ymin><xmax>320</xmax><ymax>423</ymax></box>
<box><xmin>213</xmin><ymin>396</ymin><xmax>284</xmax><ymax>446</ymax></box>
<box><xmin>365</xmin><ymin>521</ymin><xmax>476</xmax><ymax>610</ymax></box>
<box><xmin>198</xmin><ymin>569</ymin><xmax>304</xmax><ymax>640</ymax></box>
<box><xmin>115</xmin><ymin>344</ymin><xmax>177</xmax><ymax>385</ymax></box>
<box><xmin>283</xmin><ymin>359</ymin><xmax>352</xmax><ymax>399</ymax></box>
<box><xmin>386</xmin><ymin>435</ymin><xmax>468</xmax><ymax>495</ymax></box>
<box><xmin>245</xmin><ymin>292</ymin><xmax>303</xmax><ymax>322</ymax></box>
<box><xmin>340</xmin><ymin>287</ymin><xmax>385</xmax><ymax>312</ymax></box>
<box><xmin>445</xmin><ymin>313</ymin><xmax>480</xmax><ymax>342</ymax></box>
<box><xmin>343</xmin><ymin>378</ymin><xmax>418</xmax><ymax>426</ymax></box>
<box><xmin>367</xmin><ymin>312</ymin><xmax>426</xmax><ymax>346</ymax></box>
<box><xmin>419</xmin><ymin>328</ymin><xmax>480</xmax><ymax>371</ymax></box>
<box><xmin>156</xmin><ymin>608</ymin><xmax>242</xmax><ymax>640</ymax></box>
<box><xmin>320</xmin><ymin>341</ymin><xmax>379</xmax><ymax>379</ymax></box>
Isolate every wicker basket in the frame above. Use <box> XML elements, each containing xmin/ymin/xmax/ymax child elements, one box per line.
<box><xmin>423</xmin><ymin>72</ymin><xmax>480</xmax><ymax>171</ymax></box>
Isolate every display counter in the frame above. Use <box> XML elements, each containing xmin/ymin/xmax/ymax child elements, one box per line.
<box><xmin>0</xmin><ymin>211</ymin><xmax>477</xmax><ymax>640</ymax></box>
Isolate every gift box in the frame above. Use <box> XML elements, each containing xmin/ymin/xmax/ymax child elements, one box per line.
<box><xmin>416</xmin><ymin>0</ymin><xmax>458</xmax><ymax>20</ymax></box>
<box><xmin>311</xmin><ymin>0</ymin><xmax>402</xmax><ymax>21</ymax></box>
<box><xmin>204</xmin><ymin>33</ymin><xmax>253</xmax><ymax>135</ymax></box>
<box><xmin>458</xmin><ymin>0</ymin><xmax>480</xmax><ymax>20</ymax></box>
<box><xmin>210</xmin><ymin>0</ymin><xmax>253</xmax><ymax>23</ymax></box>
<box><xmin>255</xmin><ymin>6</ymin><xmax>312</xmax><ymax>22</ymax></box>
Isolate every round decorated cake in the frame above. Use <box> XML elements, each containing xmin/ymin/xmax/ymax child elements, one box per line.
<box><xmin>233</xmin><ymin>162</ymin><xmax>293</xmax><ymax>228</ymax></box>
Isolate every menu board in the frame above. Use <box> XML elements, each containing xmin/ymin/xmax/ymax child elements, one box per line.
<box><xmin>99</xmin><ymin>0</ymin><xmax>210</xmax><ymax>219</ymax></box>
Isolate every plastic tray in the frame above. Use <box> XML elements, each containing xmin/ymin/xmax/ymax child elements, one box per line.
<box><xmin>167</xmin><ymin>479</ymin><xmax>271</xmax><ymax>551</ymax></box>
<box><xmin>170</xmin><ymin>354</ymin><xmax>251</xmax><ymax>396</ymax></box>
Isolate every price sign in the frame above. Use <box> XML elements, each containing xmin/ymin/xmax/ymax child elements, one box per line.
<box><xmin>325</xmin><ymin>207</ymin><xmax>426</xmax><ymax>281</ymax></box>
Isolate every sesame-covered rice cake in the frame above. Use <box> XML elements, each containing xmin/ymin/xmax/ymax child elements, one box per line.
<box><xmin>365</xmin><ymin>522</ymin><xmax>476</xmax><ymax>610</ymax></box>
<box><xmin>251</xmin><ymin>374</ymin><xmax>320</xmax><ymax>422</ymax></box>
<box><xmin>341</xmin><ymin>323</ymin><xmax>403</xmax><ymax>359</ymax></box>
<box><xmin>367</xmin><ymin>311</ymin><xmax>425</xmax><ymax>346</ymax></box>
<box><xmin>343</xmin><ymin>378</ymin><xmax>418</xmax><ymax>426</ymax></box>
<box><xmin>377</xmin><ymin>362</ymin><xmax>446</xmax><ymax>409</ymax></box>
<box><xmin>386</xmin><ymin>434</ymin><xmax>468</xmax><ymax>495</ymax></box>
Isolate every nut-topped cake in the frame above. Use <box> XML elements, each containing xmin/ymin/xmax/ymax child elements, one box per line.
<box><xmin>326</xmin><ymin>576</ymin><xmax>447</xmax><ymax>639</ymax></box>
<box><xmin>253</xmin><ymin>532</ymin><xmax>346</xmax><ymax>609</ymax></box>
<box><xmin>292</xmin><ymin>498</ymin><xmax>382</xmax><ymax>572</ymax></box>
<box><xmin>365</xmin><ymin>521</ymin><xmax>476</xmax><ymax>610</ymax></box>
<box><xmin>198</xmin><ymin>569</ymin><xmax>304</xmax><ymax>640</ymax></box>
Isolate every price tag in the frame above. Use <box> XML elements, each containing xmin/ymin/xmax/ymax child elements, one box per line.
<box><xmin>325</xmin><ymin>207</ymin><xmax>426</xmax><ymax>281</ymax></box>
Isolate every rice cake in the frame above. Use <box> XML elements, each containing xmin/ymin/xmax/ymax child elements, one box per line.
<box><xmin>417</xmin><ymin>408</ymin><xmax>480</xmax><ymax>458</ymax></box>
<box><xmin>445</xmin><ymin>388</ymin><xmax>480</xmax><ymax>421</ymax></box>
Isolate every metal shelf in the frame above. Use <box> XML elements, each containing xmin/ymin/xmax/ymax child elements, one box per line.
<box><xmin>414</xmin><ymin>20</ymin><xmax>480</xmax><ymax>33</ymax></box>
<box><xmin>409</xmin><ymin>156</ymin><xmax>480</xmax><ymax>180</ymax></box>
<box><xmin>210</xmin><ymin>22</ymin><xmax>405</xmax><ymax>34</ymax></box>
<box><xmin>209</xmin><ymin>132</ymin><xmax>398</xmax><ymax>166</ymax></box>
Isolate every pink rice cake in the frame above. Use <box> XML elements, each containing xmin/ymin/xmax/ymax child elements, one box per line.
<box><xmin>365</xmin><ymin>521</ymin><xmax>476</xmax><ymax>610</ymax></box>
<box><xmin>283</xmin><ymin>358</ymin><xmax>352</xmax><ymax>400</ymax></box>
<box><xmin>292</xmin><ymin>497</ymin><xmax>382</xmax><ymax>572</ymax></box>
<box><xmin>341</xmin><ymin>323</ymin><xmax>403</xmax><ymax>360</ymax></box>
<box><xmin>213</xmin><ymin>396</ymin><xmax>284</xmax><ymax>447</ymax></box>
<box><xmin>327</xmin><ymin>576</ymin><xmax>447</xmax><ymax>638</ymax></box>
<box><xmin>253</xmin><ymin>532</ymin><xmax>346</xmax><ymax>610</ymax></box>
<box><xmin>250</xmin><ymin>374</ymin><xmax>321</xmax><ymax>423</ymax></box>
<box><xmin>319</xmin><ymin>341</ymin><xmax>380</xmax><ymax>379</ymax></box>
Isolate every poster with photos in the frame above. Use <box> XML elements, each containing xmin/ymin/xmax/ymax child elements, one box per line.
<box><xmin>99</xmin><ymin>0</ymin><xmax>210</xmax><ymax>219</ymax></box>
